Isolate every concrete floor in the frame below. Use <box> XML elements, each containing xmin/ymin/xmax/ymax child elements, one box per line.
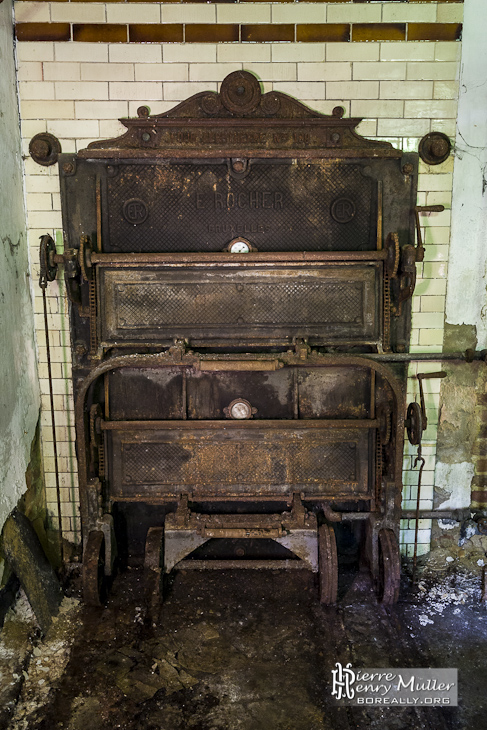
<box><xmin>1</xmin><ymin>564</ymin><xmax>486</xmax><ymax>730</ymax></box>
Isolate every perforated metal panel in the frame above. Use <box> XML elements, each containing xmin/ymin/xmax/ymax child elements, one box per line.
<box><xmin>108</xmin><ymin>424</ymin><xmax>371</xmax><ymax>499</ymax></box>
<box><xmin>98</xmin><ymin>263</ymin><xmax>381</xmax><ymax>347</ymax></box>
<box><xmin>103</xmin><ymin>161</ymin><xmax>377</xmax><ymax>253</ymax></box>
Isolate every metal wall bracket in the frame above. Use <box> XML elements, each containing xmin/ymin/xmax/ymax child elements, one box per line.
<box><xmin>29</xmin><ymin>133</ymin><xmax>61</xmax><ymax>167</ymax></box>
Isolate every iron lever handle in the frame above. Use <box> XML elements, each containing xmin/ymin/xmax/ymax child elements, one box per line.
<box><xmin>413</xmin><ymin>205</ymin><xmax>445</xmax><ymax>262</ymax></box>
<box><xmin>416</xmin><ymin>370</ymin><xmax>447</xmax><ymax>427</ymax></box>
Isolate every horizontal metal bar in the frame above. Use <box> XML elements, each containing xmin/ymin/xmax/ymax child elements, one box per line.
<box><xmin>202</xmin><ymin>528</ymin><xmax>284</xmax><ymax>539</ymax></box>
<box><xmin>80</xmin><ymin>148</ymin><xmax>401</xmax><ymax>161</ymax></box>
<box><xmin>416</xmin><ymin>205</ymin><xmax>445</xmax><ymax>214</ymax></box>
<box><xmin>197</xmin><ymin>359</ymin><xmax>283</xmax><ymax>372</ymax></box>
<box><xmin>401</xmin><ymin>509</ymin><xmax>471</xmax><ymax>521</ymax></box>
<box><xmin>175</xmin><ymin>559</ymin><xmax>308</xmax><ymax>570</ymax></box>
<box><xmin>90</xmin><ymin>251</ymin><xmax>387</xmax><ymax>266</ymax></box>
<box><xmin>112</xmin><ymin>494</ymin><xmax>372</xmax><ymax>504</ymax></box>
<box><xmin>100</xmin><ymin>418</ymin><xmax>379</xmax><ymax>431</ymax></box>
<box><xmin>169</xmin><ymin>514</ymin><xmax>289</xmax><ymax>528</ymax></box>
<box><xmin>365</xmin><ymin>351</ymin><xmax>487</xmax><ymax>363</ymax></box>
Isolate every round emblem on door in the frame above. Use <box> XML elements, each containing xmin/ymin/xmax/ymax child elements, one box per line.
<box><xmin>123</xmin><ymin>198</ymin><xmax>148</xmax><ymax>225</ymax></box>
<box><xmin>223</xmin><ymin>398</ymin><xmax>258</xmax><ymax>420</ymax></box>
<box><xmin>330</xmin><ymin>197</ymin><xmax>355</xmax><ymax>224</ymax></box>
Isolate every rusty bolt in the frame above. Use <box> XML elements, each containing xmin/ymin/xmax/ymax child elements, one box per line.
<box><xmin>63</xmin><ymin>162</ymin><xmax>74</xmax><ymax>175</ymax></box>
<box><xmin>233</xmin><ymin>160</ymin><xmax>245</xmax><ymax>172</ymax></box>
<box><xmin>137</xmin><ymin>106</ymin><xmax>150</xmax><ymax>118</ymax></box>
<box><xmin>431</xmin><ymin>138</ymin><xmax>449</xmax><ymax>158</ymax></box>
<box><xmin>331</xmin><ymin>133</ymin><xmax>340</xmax><ymax>144</ymax></box>
<box><xmin>402</xmin><ymin>163</ymin><xmax>414</xmax><ymax>176</ymax></box>
<box><xmin>235</xmin><ymin>547</ymin><xmax>245</xmax><ymax>557</ymax></box>
<box><xmin>31</xmin><ymin>138</ymin><xmax>50</xmax><ymax>159</ymax></box>
<box><xmin>75</xmin><ymin>342</ymin><xmax>88</xmax><ymax>357</ymax></box>
<box><xmin>142</xmin><ymin>132</ymin><xmax>151</xmax><ymax>142</ymax></box>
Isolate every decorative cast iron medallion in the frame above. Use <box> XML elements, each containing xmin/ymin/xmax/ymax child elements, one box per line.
<box><xmin>123</xmin><ymin>199</ymin><xmax>148</xmax><ymax>225</ymax></box>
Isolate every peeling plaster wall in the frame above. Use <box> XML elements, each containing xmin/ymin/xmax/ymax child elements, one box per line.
<box><xmin>0</xmin><ymin>1</ymin><xmax>40</xmax><ymax>539</ymax></box>
<box><xmin>434</xmin><ymin>0</ymin><xmax>487</xmax><ymax>556</ymax></box>
<box><xmin>447</xmin><ymin>0</ymin><xmax>487</xmax><ymax>349</ymax></box>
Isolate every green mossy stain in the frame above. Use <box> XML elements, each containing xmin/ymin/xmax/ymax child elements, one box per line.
<box><xmin>443</xmin><ymin>322</ymin><xmax>478</xmax><ymax>353</ymax></box>
<box><xmin>19</xmin><ymin>422</ymin><xmax>62</xmax><ymax>569</ymax></box>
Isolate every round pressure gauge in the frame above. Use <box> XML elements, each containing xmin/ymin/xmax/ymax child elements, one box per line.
<box><xmin>224</xmin><ymin>398</ymin><xmax>257</xmax><ymax>420</ymax></box>
<box><xmin>227</xmin><ymin>238</ymin><xmax>252</xmax><ymax>254</ymax></box>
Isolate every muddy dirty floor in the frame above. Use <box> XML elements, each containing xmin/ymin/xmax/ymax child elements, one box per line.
<box><xmin>2</xmin><ymin>565</ymin><xmax>486</xmax><ymax>730</ymax></box>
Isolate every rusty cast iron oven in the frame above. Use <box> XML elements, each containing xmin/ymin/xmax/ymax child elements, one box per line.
<box><xmin>49</xmin><ymin>71</ymin><xmax>420</xmax><ymax>607</ymax></box>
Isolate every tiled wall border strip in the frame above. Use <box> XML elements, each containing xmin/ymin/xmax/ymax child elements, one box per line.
<box><xmin>13</xmin><ymin>1</ymin><xmax>466</xmax><ymax>5</ymax></box>
<box><xmin>15</xmin><ymin>22</ymin><xmax>463</xmax><ymax>42</ymax></box>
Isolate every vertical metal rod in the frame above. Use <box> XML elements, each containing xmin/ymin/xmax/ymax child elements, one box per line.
<box><xmin>88</xmin><ymin>275</ymin><xmax>97</xmax><ymax>357</ymax></box>
<box><xmin>182</xmin><ymin>369</ymin><xmax>187</xmax><ymax>419</ymax></box>
<box><xmin>370</xmin><ymin>370</ymin><xmax>376</xmax><ymax>419</ymax></box>
<box><xmin>293</xmin><ymin>367</ymin><xmax>299</xmax><ymax>419</ymax></box>
<box><xmin>104</xmin><ymin>372</ymin><xmax>110</xmax><ymax>420</ymax></box>
<box><xmin>96</xmin><ymin>176</ymin><xmax>102</xmax><ymax>253</ymax></box>
<box><xmin>412</xmin><ymin>446</ymin><xmax>425</xmax><ymax>585</ymax></box>
<box><xmin>41</xmin><ymin>286</ymin><xmax>64</xmax><ymax>564</ymax></box>
<box><xmin>377</xmin><ymin>180</ymin><xmax>383</xmax><ymax>250</ymax></box>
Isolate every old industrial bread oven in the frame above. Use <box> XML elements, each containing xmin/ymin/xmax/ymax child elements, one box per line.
<box><xmin>41</xmin><ymin>72</ymin><xmax>420</xmax><ymax>608</ymax></box>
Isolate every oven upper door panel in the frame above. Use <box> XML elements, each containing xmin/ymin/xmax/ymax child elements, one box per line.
<box><xmin>101</xmin><ymin>160</ymin><xmax>377</xmax><ymax>253</ymax></box>
<box><xmin>60</xmin><ymin>154</ymin><xmax>417</xmax><ymax>255</ymax></box>
<box><xmin>97</xmin><ymin>262</ymin><xmax>382</xmax><ymax>348</ymax></box>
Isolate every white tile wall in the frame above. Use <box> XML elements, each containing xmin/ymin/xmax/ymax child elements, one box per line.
<box><xmin>15</xmin><ymin>4</ymin><xmax>463</xmax><ymax>552</ymax></box>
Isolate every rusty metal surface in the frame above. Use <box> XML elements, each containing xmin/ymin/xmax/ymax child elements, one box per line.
<box><xmin>29</xmin><ymin>133</ymin><xmax>61</xmax><ymax>167</ymax></box>
<box><xmin>74</xmin><ymin>352</ymin><xmax>405</xmax><ymax>540</ymax></box>
<box><xmin>97</xmin><ymin>262</ymin><xmax>381</xmax><ymax>349</ymax></box>
<box><xmin>90</xmin><ymin>250</ymin><xmax>389</xmax><ymax>264</ymax></box>
<box><xmin>107</xmin><ymin>422</ymin><xmax>371</xmax><ymax>500</ymax></box>
<box><xmin>144</xmin><ymin>526</ymin><xmax>164</xmax><ymax>622</ymax></box>
<box><xmin>378</xmin><ymin>528</ymin><xmax>401</xmax><ymax>605</ymax></box>
<box><xmin>80</xmin><ymin>71</ymin><xmax>399</xmax><ymax>160</ymax></box>
<box><xmin>59</xmin><ymin>150</ymin><xmax>417</xmax><ymax>351</ymax></box>
<box><xmin>102</xmin><ymin>161</ymin><xmax>378</xmax><ymax>254</ymax></box>
<box><xmin>82</xmin><ymin>530</ymin><xmax>105</xmax><ymax>607</ymax></box>
<box><xmin>418</xmin><ymin>132</ymin><xmax>451</xmax><ymax>166</ymax></box>
<box><xmin>54</xmin><ymin>73</ymin><xmax>417</xmax><ymax>602</ymax></box>
<box><xmin>175</xmin><ymin>559</ymin><xmax>309</xmax><ymax>570</ymax></box>
<box><xmin>318</xmin><ymin>524</ymin><xmax>338</xmax><ymax>605</ymax></box>
<box><xmin>106</xmin><ymin>364</ymin><xmax>377</xmax><ymax>422</ymax></box>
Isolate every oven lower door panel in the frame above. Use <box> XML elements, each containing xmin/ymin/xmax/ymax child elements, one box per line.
<box><xmin>106</xmin><ymin>421</ymin><xmax>374</xmax><ymax>501</ymax></box>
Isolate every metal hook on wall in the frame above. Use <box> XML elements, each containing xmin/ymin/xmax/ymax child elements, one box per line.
<box><xmin>405</xmin><ymin>370</ymin><xmax>447</xmax><ymax>584</ymax></box>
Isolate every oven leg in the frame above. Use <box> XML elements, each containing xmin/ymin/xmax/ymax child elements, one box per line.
<box><xmin>318</xmin><ymin>524</ymin><xmax>338</xmax><ymax>605</ymax></box>
<box><xmin>144</xmin><ymin>526</ymin><xmax>164</xmax><ymax>625</ymax></box>
<box><xmin>377</xmin><ymin>528</ymin><xmax>401</xmax><ymax>605</ymax></box>
<box><xmin>83</xmin><ymin>530</ymin><xmax>107</xmax><ymax>607</ymax></box>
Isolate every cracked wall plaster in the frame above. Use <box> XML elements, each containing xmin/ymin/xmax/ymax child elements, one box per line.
<box><xmin>0</xmin><ymin>0</ymin><xmax>40</xmax><ymax>540</ymax></box>
<box><xmin>447</xmin><ymin>0</ymin><xmax>487</xmax><ymax>348</ymax></box>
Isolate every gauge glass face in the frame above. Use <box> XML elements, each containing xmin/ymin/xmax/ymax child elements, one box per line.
<box><xmin>230</xmin><ymin>400</ymin><xmax>251</xmax><ymax>419</ymax></box>
<box><xmin>229</xmin><ymin>240</ymin><xmax>250</xmax><ymax>254</ymax></box>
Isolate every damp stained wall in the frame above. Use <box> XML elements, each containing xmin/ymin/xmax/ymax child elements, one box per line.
<box><xmin>0</xmin><ymin>1</ymin><xmax>40</xmax><ymax>546</ymax></box>
<box><xmin>433</xmin><ymin>0</ymin><xmax>487</xmax><ymax>525</ymax></box>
